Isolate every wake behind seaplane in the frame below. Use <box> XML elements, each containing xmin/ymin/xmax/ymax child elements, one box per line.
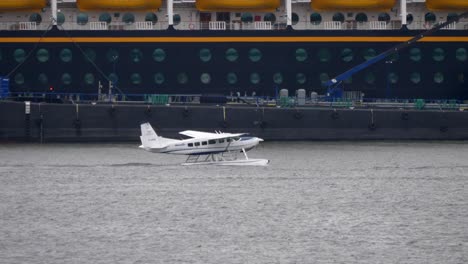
<box><xmin>139</xmin><ymin>122</ymin><xmax>269</xmax><ymax>166</ymax></box>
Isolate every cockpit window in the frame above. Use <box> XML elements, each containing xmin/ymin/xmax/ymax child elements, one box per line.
<box><xmin>219</xmin><ymin>139</ymin><xmax>225</xmax><ymax>143</ymax></box>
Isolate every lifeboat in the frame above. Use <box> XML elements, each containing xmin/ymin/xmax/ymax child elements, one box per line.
<box><xmin>426</xmin><ymin>0</ymin><xmax>468</xmax><ymax>10</ymax></box>
<box><xmin>196</xmin><ymin>0</ymin><xmax>280</xmax><ymax>12</ymax></box>
<box><xmin>77</xmin><ymin>0</ymin><xmax>162</xmax><ymax>11</ymax></box>
<box><xmin>0</xmin><ymin>0</ymin><xmax>46</xmax><ymax>11</ymax></box>
<box><xmin>311</xmin><ymin>0</ymin><xmax>396</xmax><ymax>11</ymax></box>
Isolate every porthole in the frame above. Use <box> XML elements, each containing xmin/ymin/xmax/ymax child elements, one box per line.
<box><xmin>296</xmin><ymin>73</ymin><xmax>306</xmax><ymax>84</ymax></box>
<box><xmin>432</xmin><ymin>48</ymin><xmax>445</xmax><ymax>62</ymax></box>
<box><xmin>409</xmin><ymin>48</ymin><xmax>421</xmax><ymax>62</ymax></box>
<box><xmin>38</xmin><ymin>73</ymin><xmax>48</xmax><ymax>85</ymax></box>
<box><xmin>154</xmin><ymin>73</ymin><xmax>165</xmax><ymax>84</ymax></box>
<box><xmin>410</xmin><ymin>72</ymin><xmax>421</xmax><ymax>84</ymax></box>
<box><xmin>14</xmin><ymin>49</ymin><xmax>26</xmax><ymax>63</ymax></box>
<box><xmin>60</xmin><ymin>48</ymin><xmax>72</xmax><ymax>63</ymax></box>
<box><xmin>99</xmin><ymin>13</ymin><xmax>112</xmax><ymax>24</ymax></box>
<box><xmin>341</xmin><ymin>48</ymin><xmax>353</xmax><ymax>62</ymax></box>
<box><xmin>319</xmin><ymin>73</ymin><xmax>329</xmax><ymax>84</ymax></box>
<box><xmin>108</xmin><ymin>73</ymin><xmax>119</xmax><ymax>84</ymax></box>
<box><xmin>378</xmin><ymin>13</ymin><xmax>390</xmax><ymax>23</ymax></box>
<box><xmin>153</xmin><ymin>49</ymin><xmax>166</xmax><ymax>62</ymax></box>
<box><xmin>241</xmin><ymin>13</ymin><xmax>253</xmax><ymax>23</ymax></box>
<box><xmin>388</xmin><ymin>72</ymin><xmax>398</xmax><ymax>84</ymax></box>
<box><xmin>425</xmin><ymin>12</ymin><xmax>436</xmax><ymax>24</ymax></box>
<box><xmin>62</xmin><ymin>73</ymin><xmax>72</xmax><ymax>85</ymax></box>
<box><xmin>227</xmin><ymin>72</ymin><xmax>237</xmax><ymax>84</ymax></box>
<box><xmin>456</xmin><ymin>48</ymin><xmax>467</xmax><ymax>62</ymax></box>
<box><xmin>363</xmin><ymin>48</ymin><xmax>377</xmax><ymax>61</ymax></box>
<box><xmin>249</xmin><ymin>48</ymin><xmax>262</xmax><ymax>62</ymax></box>
<box><xmin>84</xmin><ymin>49</ymin><xmax>96</xmax><ymax>62</ymax></box>
<box><xmin>107</xmin><ymin>49</ymin><xmax>119</xmax><ymax>62</ymax></box>
<box><xmin>173</xmin><ymin>14</ymin><xmax>181</xmax><ymax>25</ymax></box>
<box><xmin>365</xmin><ymin>72</ymin><xmax>376</xmax><ymax>84</ymax></box>
<box><xmin>295</xmin><ymin>48</ymin><xmax>308</xmax><ymax>62</ymax></box>
<box><xmin>434</xmin><ymin>72</ymin><xmax>444</xmax><ymax>83</ymax></box>
<box><xmin>177</xmin><ymin>72</ymin><xmax>188</xmax><ymax>84</ymax></box>
<box><xmin>200</xmin><ymin>73</ymin><xmax>211</xmax><ymax>84</ymax></box>
<box><xmin>130</xmin><ymin>49</ymin><xmax>143</xmax><ymax>63</ymax></box>
<box><xmin>77</xmin><ymin>13</ymin><xmax>88</xmax><ymax>25</ymax></box>
<box><xmin>356</xmin><ymin>13</ymin><xmax>368</xmax><ymax>23</ymax></box>
<box><xmin>292</xmin><ymin>13</ymin><xmax>299</xmax><ymax>25</ymax></box>
<box><xmin>318</xmin><ymin>48</ymin><xmax>331</xmax><ymax>62</ymax></box>
<box><xmin>36</xmin><ymin>48</ymin><xmax>49</xmax><ymax>63</ymax></box>
<box><xmin>122</xmin><ymin>13</ymin><xmax>135</xmax><ymax>25</ymax></box>
<box><xmin>145</xmin><ymin>13</ymin><xmax>158</xmax><ymax>24</ymax></box>
<box><xmin>131</xmin><ymin>73</ymin><xmax>142</xmax><ymax>85</ymax></box>
<box><xmin>333</xmin><ymin>13</ymin><xmax>345</xmax><ymax>23</ymax></box>
<box><xmin>264</xmin><ymin>13</ymin><xmax>276</xmax><ymax>23</ymax></box>
<box><xmin>310</xmin><ymin>13</ymin><xmax>322</xmax><ymax>25</ymax></box>
<box><xmin>273</xmin><ymin>73</ymin><xmax>283</xmax><ymax>84</ymax></box>
<box><xmin>57</xmin><ymin>12</ymin><xmax>65</xmax><ymax>25</ymax></box>
<box><xmin>29</xmin><ymin>13</ymin><xmax>42</xmax><ymax>25</ymax></box>
<box><xmin>199</xmin><ymin>48</ymin><xmax>212</xmax><ymax>62</ymax></box>
<box><xmin>84</xmin><ymin>73</ymin><xmax>94</xmax><ymax>85</ymax></box>
<box><xmin>406</xmin><ymin>14</ymin><xmax>414</xmax><ymax>25</ymax></box>
<box><xmin>250</xmin><ymin>73</ymin><xmax>260</xmax><ymax>84</ymax></box>
<box><xmin>14</xmin><ymin>73</ymin><xmax>25</xmax><ymax>85</ymax></box>
<box><xmin>225</xmin><ymin>48</ymin><xmax>238</xmax><ymax>62</ymax></box>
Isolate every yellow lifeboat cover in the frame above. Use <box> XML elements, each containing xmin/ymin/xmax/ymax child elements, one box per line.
<box><xmin>312</xmin><ymin>0</ymin><xmax>396</xmax><ymax>11</ymax></box>
<box><xmin>77</xmin><ymin>0</ymin><xmax>162</xmax><ymax>11</ymax></box>
<box><xmin>0</xmin><ymin>0</ymin><xmax>46</xmax><ymax>11</ymax></box>
<box><xmin>196</xmin><ymin>0</ymin><xmax>281</xmax><ymax>12</ymax></box>
<box><xmin>426</xmin><ymin>0</ymin><xmax>468</xmax><ymax>10</ymax></box>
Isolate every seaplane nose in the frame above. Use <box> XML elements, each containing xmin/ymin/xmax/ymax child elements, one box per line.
<box><xmin>257</xmin><ymin>137</ymin><xmax>264</xmax><ymax>142</ymax></box>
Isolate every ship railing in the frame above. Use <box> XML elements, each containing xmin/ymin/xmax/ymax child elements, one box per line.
<box><xmin>209</xmin><ymin>21</ymin><xmax>226</xmax><ymax>30</ymax></box>
<box><xmin>89</xmin><ymin>22</ymin><xmax>108</xmax><ymax>30</ymax></box>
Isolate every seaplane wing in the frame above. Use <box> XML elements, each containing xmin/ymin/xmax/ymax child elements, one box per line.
<box><xmin>179</xmin><ymin>130</ymin><xmax>246</xmax><ymax>140</ymax></box>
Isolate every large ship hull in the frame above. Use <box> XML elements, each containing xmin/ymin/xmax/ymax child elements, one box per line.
<box><xmin>1</xmin><ymin>28</ymin><xmax>467</xmax><ymax>100</ymax></box>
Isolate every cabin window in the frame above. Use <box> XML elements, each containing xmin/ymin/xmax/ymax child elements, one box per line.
<box><xmin>456</xmin><ymin>48</ymin><xmax>467</xmax><ymax>62</ymax></box>
<box><xmin>14</xmin><ymin>49</ymin><xmax>26</xmax><ymax>63</ymax></box>
<box><xmin>130</xmin><ymin>49</ymin><xmax>143</xmax><ymax>63</ymax></box>
<box><xmin>273</xmin><ymin>73</ymin><xmax>283</xmax><ymax>84</ymax></box>
<box><xmin>410</xmin><ymin>72</ymin><xmax>421</xmax><ymax>84</ymax></box>
<box><xmin>153</xmin><ymin>48</ymin><xmax>166</xmax><ymax>62</ymax></box>
<box><xmin>38</xmin><ymin>73</ymin><xmax>48</xmax><ymax>84</ymax></box>
<box><xmin>409</xmin><ymin>48</ymin><xmax>422</xmax><ymax>62</ymax></box>
<box><xmin>84</xmin><ymin>73</ymin><xmax>95</xmax><ymax>85</ymax></box>
<box><xmin>188</xmin><ymin>143</ymin><xmax>193</xmax><ymax>147</ymax></box>
<box><xmin>432</xmin><ymin>48</ymin><xmax>445</xmax><ymax>62</ymax></box>
<box><xmin>406</xmin><ymin>14</ymin><xmax>414</xmax><ymax>25</ymax></box>
<box><xmin>225</xmin><ymin>48</ymin><xmax>239</xmax><ymax>62</ymax></box>
<box><xmin>226</xmin><ymin>72</ymin><xmax>238</xmax><ymax>85</ymax></box>
<box><xmin>122</xmin><ymin>13</ymin><xmax>135</xmax><ymax>25</ymax></box>
<box><xmin>194</xmin><ymin>142</ymin><xmax>200</xmax><ymax>146</ymax></box>
<box><xmin>99</xmin><ymin>13</ymin><xmax>112</xmax><ymax>24</ymax></box>
<box><xmin>341</xmin><ymin>48</ymin><xmax>354</xmax><ymax>62</ymax></box>
<box><xmin>60</xmin><ymin>48</ymin><xmax>73</xmax><ymax>63</ymax></box>
<box><xmin>57</xmin><ymin>12</ymin><xmax>65</xmax><ymax>25</ymax></box>
<box><xmin>154</xmin><ymin>73</ymin><xmax>165</xmax><ymax>84</ymax></box>
<box><xmin>200</xmin><ymin>73</ymin><xmax>211</xmax><ymax>84</ymax></box>
<box><xmin>292</xmin><ymin>13</ymin><xmax>299</xmax><ymax>25</ymax></box>
<box><xmin>355</xmin><ymin>13</ymin><xmax>368</xmax><ymax>23</ymax></box>
<box><xmin>250</xmin><ymin>73</ymin><xmax>261</xmax><ymax>85</ymax></box>
<box><xmin>363</xmin><ymin>48</ymin><xmax>377</xmax><ymax>61</ymax></box>
<box><xmin>249</xmin><ymin>48</ymin><xmax>262</xmax><ymax>62</ymax></box>
<box><xmin>177</xmin><ymin>72</ymin><xmax>189</xmax><ymax>84</ymax></box>
<box><xmin>295</xmin><ymin>48</ymin><xmax>308</xmax><ymax>62</ymax></box>
<box><xmin>77</xmin><ymin>13</ymin><xmax>88</xmax><ymax>26</ymax></box>
<box><xmin>264</xmin><ymin>13</ymin><xmax>276</xmax><ymax>23</ymax></box>
<box><xmin>145</xmin><ymin>13</ymin><xmax>158</xmax><ymax>24</ymax></box>
<box><xmin>173</xmin><ymin>14</ymin><xmax>181</xmax><ymax>26</ymax></box>
<box><xmin>378</xmin><ymin>13</ymin><xmax>390</xmax><ymax>24</ymax></box>
<box><xmin>425</xmin><ymin>12</ymin><xmax>436</xmax><ymax>24</ymax></box>
<box><xmin>332</xmin><ymin>13</ymin><xmax>345</xmax><ymax>23</ymax></box>
<box><xmin>199</xmin><ymin>48</ymin><xmax>212</xmax><ymax>62</ymax></box>
<box><xmin>29</xmin><ymin>13</ymin><xmax>42</xmax><ymax>25</ymax></box>
<box><xmin>61</xmin><ymin>73</ymin><xmax>72</xmax><ymax>85</ymax></box>
<box><xmin>310</xmin><ymin>13</ymin><xmax>322</xmax><ymax>25</ymax></box>
<box><xmin>131</xmin><ymin>73</ymin><xmax>142</xmax><ymax>85</ymax></box>
<box><xmin>219</xmin><ymin>139</ymin><xmax>225</xmax><ymax>143</ymax></box>
<box><xmin>36</xmin><ymin>49</ymin><xmax>49</xmax><ymax>63</ymax></box>
<box><xmin>241</xmin><ymin>13</ymin><xmax>253</xmax><ymax>23</ymax></box>
<box><xmin>296</xmin><ymin>73</ymin><xmax>306</xmax><ymax>84</ymax></box>
<box><xmin>208</xmin><ymin>140</ymin><xmax>216</xmax><ymax>144</ymax></box>
<box><xmin>202</xmin><ymin>141</ymin><xmax>207</xmax><ymax>146</ymax></box>
<box><xmin>434</xmin><ymin>72</ymin><xmax>444</xmax><ymax>84</ymax></box>
<box><xmin>84</xmin><ymin>49</ymin><xmax>96</xmax><ymax>62</ymax></box>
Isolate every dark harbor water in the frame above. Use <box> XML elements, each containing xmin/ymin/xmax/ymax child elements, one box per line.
<box><xmin>0</xmin><ymin>142</ymin><xmax>467</xmax><ymax>264</ymax></box>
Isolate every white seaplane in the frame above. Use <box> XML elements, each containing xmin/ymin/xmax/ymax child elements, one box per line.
<box><xmin>139</xmin><ymin>122</ymin><xmax>269</xmax><ymax>166</ymax></box>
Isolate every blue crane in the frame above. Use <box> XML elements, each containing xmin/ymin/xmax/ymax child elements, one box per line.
<box><xmin>324</xmin><ymin>11</ymin><xmax>468</xmax><ymax>99</ymax></box>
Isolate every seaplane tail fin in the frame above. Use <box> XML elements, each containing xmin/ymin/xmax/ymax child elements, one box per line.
<box><xmin>140</xmin><ymin>122</ymin><xmax>176</xmax><ymax>149</ymax></box>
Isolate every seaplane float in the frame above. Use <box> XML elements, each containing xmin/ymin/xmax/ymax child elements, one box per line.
<box><xmin>139</xmin><ymin>122</ymin><xmax>269</xmax><ymax>166</ymax></box>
